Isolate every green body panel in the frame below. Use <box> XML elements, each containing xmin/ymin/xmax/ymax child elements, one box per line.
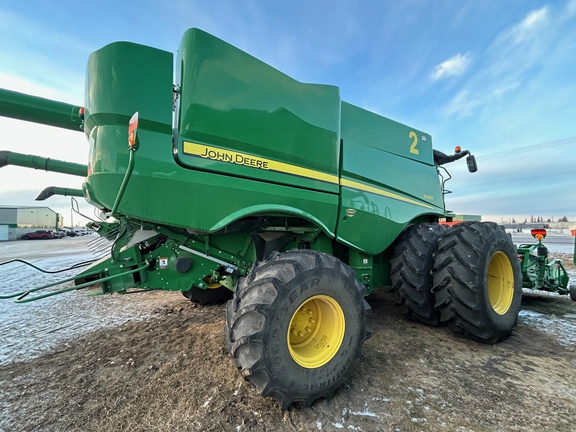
<box><xmin>336</xmin><ymin>103</ymin><xmax>444</xmax><ymax>254</ymax></box>
<box><xmin>83</xmin><ymin>42</ymin><xmax>174</xmax><ymax>211</ymax></box>
<box><xmin>175</xmin><ymin>29</ymin><xmax>340</xmax><ymax>195</ymax></box>
<box><xmin>85</xmin><ymin>167</ymin><xmax>338</xmax><ymax>233</ymax></box>
<box><xmin>82</xmin><ymin>33</ymin><xmax>340</xmax><ymax>237</ymax></box>
<box><xmin>0</xmin><ymin>88</ymin><xmax>83</xmax><ymax>132</ymax></box>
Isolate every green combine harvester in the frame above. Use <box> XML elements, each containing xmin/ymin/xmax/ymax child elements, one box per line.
<box><xmin>0</xmin><ymin>29</ymin><xmax>574</xmax><ymax>408</ymax></box>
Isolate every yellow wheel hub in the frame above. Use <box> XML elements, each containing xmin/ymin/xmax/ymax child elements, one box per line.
<box><xmin>487</xmin><ymin>251</ymin><xmax>515</xmax><ymax>315</ymax></box>
<box><xmin>203</xmin><ymin>276</ymin><xmax>222</xmax><ymax>289</ymax></box>
<box><xmin>287</xmin><ymin>295</ymin><xmax>345</xmax><ymax>368</ymax></box>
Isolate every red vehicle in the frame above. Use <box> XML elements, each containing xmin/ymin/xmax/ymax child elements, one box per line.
<box><xmin>21</xmin><ymin>230</ymin><xmax>54</xmax><ymax>240</ymax></box>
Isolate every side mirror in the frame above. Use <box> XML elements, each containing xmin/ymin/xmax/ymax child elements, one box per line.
<box><xmin>466</xmin><ymin>155</ymin><xmax>478</xmax><ymax>173</ymax></box>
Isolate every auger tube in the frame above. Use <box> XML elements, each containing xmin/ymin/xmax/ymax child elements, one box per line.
<box><xmin>36</xmin><ymin>186</ymin><xmax>84</xmax><ymax>201</ymax></box>
<box><xmin>0</xmin><ymin>151</ymin><xmax>87</xmax><ymax>177</ymax></box>
<box><xmin>0</xmin><ymin>88</ymin><xmax>83</xmax><ymax>131</ymax></box>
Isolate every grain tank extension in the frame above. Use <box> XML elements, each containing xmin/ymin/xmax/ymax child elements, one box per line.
<box><xmin>0</xmin><ymin>29</ymin><xmax>527</xmax><ymax>408</ymax></box>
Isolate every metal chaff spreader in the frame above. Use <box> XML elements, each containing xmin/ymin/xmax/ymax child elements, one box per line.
<box><xmin>1</xmin><ymin>28</ymin><xmax>574</xmax><ymax>408</ymax></box>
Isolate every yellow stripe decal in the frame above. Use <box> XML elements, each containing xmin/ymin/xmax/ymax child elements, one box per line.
<box><xmin>183</xmin><ymin>142</ymin><xmax>339</xmax><ymax>184</ymax></box>
<box><xmin>340</xmin><ymin>178</ymin><xmax>435</xmax><ymax>209</ymax></box>
<box><xmin>183</xmin><ymin>142</ymin><xmax>433</xmax><ymax>209</ymax></box>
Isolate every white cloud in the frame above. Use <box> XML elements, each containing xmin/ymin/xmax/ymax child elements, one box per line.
<box><xmin>444</xmin><ymin>82</ymin><xmax>519</xmax><ymax>117</ymax></box>
<box><xmin>440</xmin><ymin>5</ymin><xmax>565</xmax><ymax>119</ymax></box>
<box><xmin>431</xmin><ymin>53</ymin><xmax>472</xmax><ymax>81</ymax></box>
<box><xmin>505</xmin><ymin>7</ymin><xmax>549</xmax><ymax>45</ymax></box>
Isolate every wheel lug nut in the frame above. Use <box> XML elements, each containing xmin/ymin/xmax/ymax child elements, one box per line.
<box><xmin>298</xmin><ymin>331</ymin><xmax>304</xmax><ymax>337</ymax></box>
<box><xmin>305</xmin><ymin>326</ymin><xmax>311</xmax><ymax>333</ymax></box>
<box><xmin>308</xmin><ymin>318</ymin><xmax>315</xmax><ymax>324</ymax></box>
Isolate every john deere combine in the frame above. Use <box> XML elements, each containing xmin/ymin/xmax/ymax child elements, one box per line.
<box><xmin>0</xmin><ymin>28</ymin><xmax>549</xmax><ymax>407</ymax></box>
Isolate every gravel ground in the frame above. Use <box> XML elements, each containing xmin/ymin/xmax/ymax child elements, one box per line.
<box><xmin>0</xmin><ymin>234</ymin><xmax>575</xmax><ymax>431</ymax></box>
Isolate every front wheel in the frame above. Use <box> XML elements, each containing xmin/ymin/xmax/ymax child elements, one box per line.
<box><xmin>225</xmin><ymin>250</ymin><xmax>371</xmax><ymax>408</ymax></box>
<box><xmin>433</xmin><ymin>221</ymin><xmax>522</xmax><ymax>344</ymax></box>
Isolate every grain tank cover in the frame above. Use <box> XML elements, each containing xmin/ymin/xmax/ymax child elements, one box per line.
<box><xmin>83</xmin><ymin>42</ymin><xmax>173</xmax><ymax>211</ymax></box>
<box><xmin>175</xmin><ymin>28</ymin><xmax>341</xmax><ymax>194</ymax></box>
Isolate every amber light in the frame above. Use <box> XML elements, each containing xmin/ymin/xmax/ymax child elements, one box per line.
<box><xmin>531</xmin><ymin>228</ymin><xmax>547</xmax><ymax>240</ymax></box>
<box><xmin>454</xmin><ymin>146</ymin><xmax>462</xmax><ymax>153</ymax></box>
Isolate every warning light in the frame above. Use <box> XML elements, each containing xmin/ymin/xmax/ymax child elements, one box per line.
<box><xmin>454</xmin><ymin>146</ymin><xmax>462</xmax><ymax>153</ymax></box>
<box><xmin>531</xmin><ymin>228</ymin><xmax>547</xmax><ymax>240</ymax></box>
<box><xmin>78</xmin><ymin>107</ymin><xmax>85</xmax><ymax>120</ymax></box>
<box><xmin>128</xmin><ymin>112</ymin><xmax>139</xmax><ymax>148</ymax></box>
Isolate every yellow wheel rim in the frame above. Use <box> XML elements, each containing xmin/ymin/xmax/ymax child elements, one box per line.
<box><xmin>487</xmin><ymin>251</ymin><xmax>515</xmax><ymax>315</ymax></box>
<box><xmin>203</xmin><ymin>276</ymin><xmax>222</xmax><ymax>289</ymax></box>
<box><xmin>287</xmin><ymin>295</ymin><xmax>345</xmax><ymax>368</ymax></box>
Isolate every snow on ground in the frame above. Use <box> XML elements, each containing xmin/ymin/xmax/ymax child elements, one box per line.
<box><xmin>519</xmin><ymin>297</ymin><xmax>576</xmax><ymax>347</ymax></box>
<box><xmin>0</xmin><ymin>234</ymin><xmax>574</xmax><ymax>366</ymax></box>
<box><xmin>0</xmin><ymin>237</ymin><xmax>175</xmax><ymax>366</ymax></box>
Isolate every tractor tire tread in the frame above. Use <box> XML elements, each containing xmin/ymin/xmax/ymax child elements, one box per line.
<box><xmin>225</xmin><ymin>249</ymin><xmax>371</xmax><ymax>409</ymax></box>
<box><xmin>390</xmin><ymin>222</ymin><xmax>447</xmax><ymax>326</ymax></box>
<box><xmin>432</xmin><ymin>221</ymin><xmax>522</xmax><ymax>344</ymax></box>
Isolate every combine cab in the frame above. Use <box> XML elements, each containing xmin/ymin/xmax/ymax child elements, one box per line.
<box><xmin>0</xmin><ymin>28</ymin><xmax>535</xmax><ymax>407</ymax></box>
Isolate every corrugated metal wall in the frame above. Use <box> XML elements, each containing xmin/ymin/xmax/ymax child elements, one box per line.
<box><xmin>0</xmin><ymin>208</ymin><xmax>17</xmax><ymax>224</ymax></box>
<box><xmin>16</xmin><ymin>207</ymin><xmax>58</xmax><ymax>228</ymax></box>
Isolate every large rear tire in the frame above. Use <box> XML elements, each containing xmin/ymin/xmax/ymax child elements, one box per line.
<box><xmin>433</xmin><ymin>221</ymin><xmax>522</xmax><ymax>344</ymax></box>
<box><xmin>570</xmin><ymin>284</ymin><xmax>576</xmax><ymax>302</ymax></box>
<box><xmin>390</xmin><ymin>222</ymin><xmax>447</xmax><ymax>326</ymax></box>
<box><xmin>225</xmin><ymin>250</ymin><xmax>371</xmax><ymax>408</ymax></box>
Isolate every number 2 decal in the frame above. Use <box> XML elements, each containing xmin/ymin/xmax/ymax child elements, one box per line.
<box><xmin>409</xmin><ymin>131</ymin><xmax>419</xmax><ymax>155</ymax></box>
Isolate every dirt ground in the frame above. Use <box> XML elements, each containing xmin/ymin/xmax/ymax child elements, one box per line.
<box><xmin>0</xmin><ymin>240</ymin><xmax>575</xmax><ymax>432</ymax></box>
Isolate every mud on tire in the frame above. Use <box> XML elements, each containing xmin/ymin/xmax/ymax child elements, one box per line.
<box><xmin>390</xmin><ymin>222</ymin><xmax>447</xmax><ymax>326</ymax></box>
<box><xmin>225</xmin><ymin>250</ymin><xmax>371</xmax><ymax>408</ymax></box>
<box><xmin>433</xmin><ymin>221</ymin><xmax>522</xmax><ymax>344</ymax></box>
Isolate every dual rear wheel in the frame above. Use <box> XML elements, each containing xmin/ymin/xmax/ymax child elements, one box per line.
<box><xmin>391</xmin><ymin>221</ymin><xmax>522</xmax><ymax>344</ymax></box>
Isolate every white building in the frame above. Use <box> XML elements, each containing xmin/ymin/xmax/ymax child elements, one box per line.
<box><xmin>0</xmin><ymin>205</ymin><xmax>63</xmax><ymax>241</ymax></box>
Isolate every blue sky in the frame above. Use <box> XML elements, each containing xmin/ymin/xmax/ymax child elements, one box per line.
<box><xmin>0</xmin><ymin>0</ymin><xmax>575</xmax><ymax>226</ymax></box>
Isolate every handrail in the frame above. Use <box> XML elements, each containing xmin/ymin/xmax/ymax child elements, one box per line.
<box><xmin>0</xmin><ymin>260</ymin><xmax>149</xmax><ymax>303</ymax></box>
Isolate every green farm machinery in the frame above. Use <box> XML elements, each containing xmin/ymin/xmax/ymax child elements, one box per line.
<box><xmin>517</xmin><ymin>228</ymin><xmax>576</xmax><ymax>300</ymax></box>
<box><xmin>1</xmin><ymin>28</ymin><xmax>566</xmax><ymax>408</ymax></box>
